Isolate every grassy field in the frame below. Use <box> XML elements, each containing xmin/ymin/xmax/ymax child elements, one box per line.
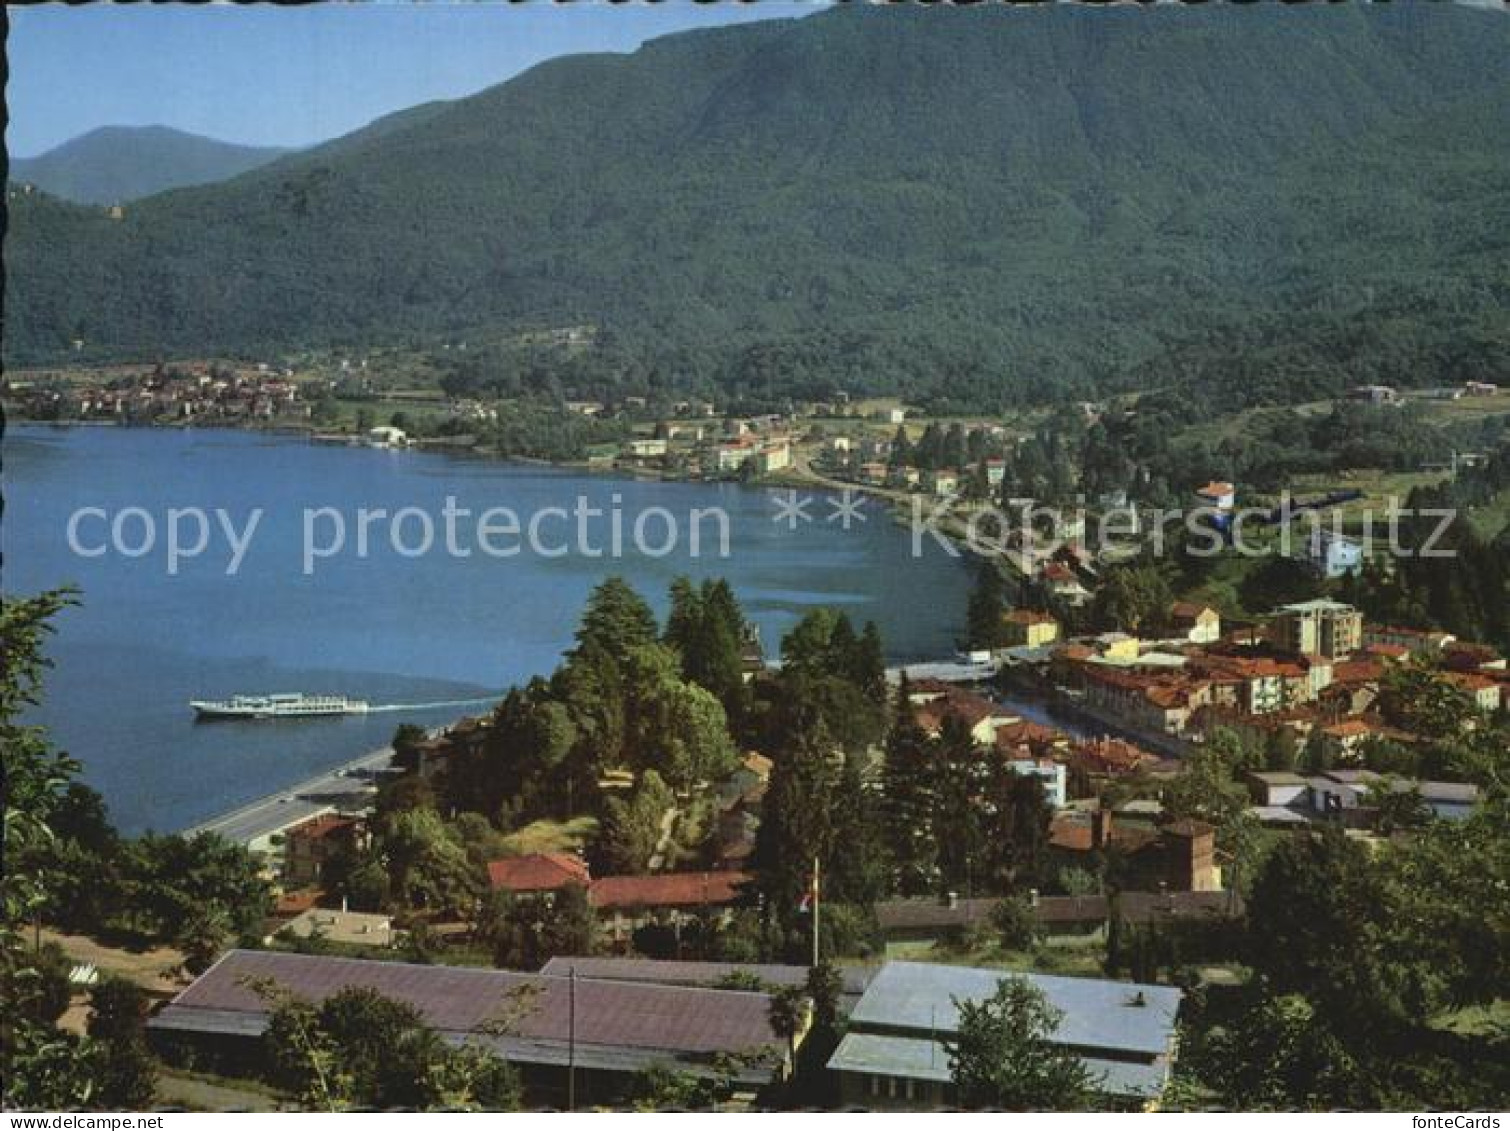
<box><xmin>500</xmin><ymin>816</ymin><xmax>600</xmax><ymax>857</ymax></box>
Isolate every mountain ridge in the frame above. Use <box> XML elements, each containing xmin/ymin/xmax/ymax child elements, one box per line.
<box><xmin>9</xmin><ymin>125</ymin><xmax>294</xmax><ymax>206</ymax></box>
<box><xmin>6</xmin><ymin>3</ymin><xmax>1509</xmax><ymax>407</ymax></box>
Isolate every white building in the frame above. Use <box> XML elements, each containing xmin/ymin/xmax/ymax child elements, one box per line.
<box><xmin>1306</xmin><ymin>530</ymin><xmax>1363</xmax><ymax>579</ymax></box>
<box><xmin>366</xmin><ymin>426</ymin><xmax>408</xmax><ymax>449</ymax></box>
<box><xmin>1005</xmin><ymin>757</ymin><xmax>1068</xmax><ymax>809</ymax></box>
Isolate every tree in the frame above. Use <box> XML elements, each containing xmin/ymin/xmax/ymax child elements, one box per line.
<box><xmin>1</xmin><ymin>588</ymin><xmax>100</xmax><ymax>1109</ymax></box>
<box><xmin>261</xmin><ymin>982</ymin><xmax>520</xmax><ymax>1111</ymax></box>
<box><xmin>574</xmin><ymin>577</ymin><xmax>658</xmax><ymax>662</ymax></box>
<box><xmin>981</xmin><ymin>764</ymin><xmax>1052</xmax><ymax>892</ymax></box>
<box><xmin>751</xmin><ymin>694</ymin><xmax>840</xmax><ymax>954</ymax></box>
<box><xmin>664</xmin><ymin>578</ymin><xmax>750</xmax><ymax>726</ymax></box>
<box><xmin>1091</xmin><ymin>563</ymin><xmax>1173</xmax><ymax>635</ymax></box>
<box><xmin>1366</xmin><ymin>778</ymin><xmax>1432</xmax><ymax>836</ymax></box>
<box><xmin>947</xmin><ymin>977</ymin><xmax>1094</xmax><ymax>1111</ymax></box>
<box><xmin>600</xmin><ymin>770</ymin><xmax>674</xmax><ymax>875</ymax></box>
<box><xmin>932</xmin><ymin>716</ymin><xmax>987</xmax><ymax>897</ymax></box>
<box><xmin>965</xmin><ymin>563</ymin><xmax>1008</xmax><ymax>651</ymax></box>
<box><xmin>881</xmin><ymin>677</ymin><xmax>938</xmax><ymax>896</ymax></box>
<box><xmin>990</xmin><ymin>895</ymin><xmax>1041</xmax><ymax>952</ymax></box>
<box><xmin>1377</xmin><ymin>656</ymin><xmax>1475</xmax><ymax>743</ymax></box>
<box><xmin>1244</xmin><ymin>829</ymin><xmax>1406</xmax><ymax>1039</ymax></box>
<box><xmin>381</xmin><ymin>808</ymin><xmax>480</xmax><ymax>915</ymax></box>
<box><xmin>481</xmin><ymin>885</ymin><xmax>596</xmax><ymax>970</ymax></box>
<box><xmin>87</xmin><ymin>979</ymin><xmax>157</xmax><ymax>1109</ymax></box>
<box><xmin>1161</xmin><ymin>731</ymin><xmax>1249</xmax><ymax>835</ymax></box>
<box><xmin>767</xmin><ymin>984</ymin><xmax>809</xmax><ymax>1065</ymax></box>
<box><xmin>1189</xmin><ymin>991</ymin><xmax>1367</xmax><ymax>1110</ymax></box>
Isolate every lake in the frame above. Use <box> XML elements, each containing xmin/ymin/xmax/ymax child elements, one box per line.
<box><xmin>5</xmin><ymin>424</ymin><xmax>972</xmax><ymax>833</ymax></box>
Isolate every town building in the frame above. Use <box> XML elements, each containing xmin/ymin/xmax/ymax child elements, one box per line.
<box><xmin>1272</xmin><ymin>598</ymin><xmax>1363</xmax><ymax>660</ymax></box>
<box><xmin>274</xmin><ymin>908</ymin><xmax>398</xmax><ymax>949</ymax></box>
<box><xmin>826</xmin><ymin>962</ymin><xmax>1182</xmax><ymax>1109</ymax></box>
<box><xmin>1001</xmin><ymin>756</ymin><xmax>1068</xmax><ymax>809</ymax></box>
<box><xmin>366</xmin><ymin>425</ymin><xmax>408</xmax><ymax>448</ymax></box>
<box><xmin>1002</xmin><ymin>608</ymin><xmax>1059</xmax><ymax>648</ymax></box>
<box><xmin>1081</xmin><ymin>665</ymin><xmax>1208</xmax><ymax>736</ymax></box>
<box><xmin>925</xmin><ymin>469</ymin><xmax>958</xmax><ymax>497</ymax></box>
<box><xmin>1347</xmin><ymin>384</ymin><xmax>1401</xmax><ymax>405</ymax></box>
<box><xmin>486</xmin><ymin>853</ymin><xmax>591</xmax><ymax>900</ymax></box>
<box><xmin>589</xmin><ymin>871</ymin><xmax>750</xmax><ymax>951</ymax></box>
<box><xmin>282</xmin><ymin>814</ymin><xmax>366</xmax><ymax>889</ymax></box>
<box><xmin>539</xmin><ymin>957</ymin><xmax>874</xmax><ymax>1016</ymax></box>
<box><xmin>1362</xmin><ymin>624</ymin><xmax>1455</xmax><ymax>654</ymax></box>
<box><xmin>624</xmin><ymin>437</ymin><xmax>668</xmax><ymax>458</ymax></box>
<box><xmin>874</xmin><ymin>891</ymin><xmax>1237</xmax><ymax>945</ymax></box>
<box><xmin>1049</xmin><ymin>810</ymin><xmax>1220</xmax><ymax>892</ymax></box>
<box><xmin>149</xmin><ymin>950</ymin><xmax>791</xmax><ymax>1104</ymax></box>
<box><xmin>1068</xmin><ymin>736</ymin><xmax>1164</xmax><ymax>779</ymax></box>
<box><xmin>754</xmin><ymin>441</ymin><xmax>792</xmax><ymax>474</ymax></box>
<box><xmin>1248</xmin><ymin>769</ymin><xmax>1479</xmax><ymax>826</ymax></box>
<box><xmin>910</xmin><ymin>687</ymin><xmax>1020</xmax><ymax>745</ymax></box>
<box><xmin>1170</xmin><ymin>602</ymin><xmax>1221</xmax><ymax>645</ymax></box>
<box><xmin>1193</xmin><ymin>480</ymin><xmax>1236</xmax><ymax>511</ymax></box>
<box><xmin>1304</xmin><ymin>530</ymin><xmax>1363</xmax><ymax>579</ymax></box>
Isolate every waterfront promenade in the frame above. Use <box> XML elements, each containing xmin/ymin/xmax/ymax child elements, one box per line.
<box><xmin>182</xmin><ymin>742</ymin><xmax>397</xmax><ymax>847</ymax></box>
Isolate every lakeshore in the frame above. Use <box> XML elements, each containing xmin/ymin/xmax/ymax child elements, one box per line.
<box><xmin>7</xmin><ymin>423</ymin><xmax>975</xmax><ymax>834</ymax></box>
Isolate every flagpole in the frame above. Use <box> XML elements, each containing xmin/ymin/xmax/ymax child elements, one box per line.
<box><xmin>812</xmin><ymin>855</ymin><xmax>821</xmax><ymax>969</ymax></box>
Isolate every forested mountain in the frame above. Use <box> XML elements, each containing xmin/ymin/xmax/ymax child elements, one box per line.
<box><xmin>8</xmin><ymin>126</ymin><xmax>293</xmax><ymax>206</ymax></box>
<box><xmin>7</xmin><ymin>3</ymin><xmax>1510</xmax><ymax>408</ymax></box>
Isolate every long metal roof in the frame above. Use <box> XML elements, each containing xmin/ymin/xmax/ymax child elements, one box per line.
<box><xmin>539</xmin><ymin>957</ymin><xmax>876</xmax><ymax>1000</ymax></box>
<box><xmin>149</xmin><ymin>950</ymin><xmax>784</xmax><ymax>1081</ymax></box>
<box><xmin>826</xmin><ymin>1032</ymin><xmax>1173</xmax><ymax>1098</ymax></box>
<box><xmin>845</xmin><ymin>962</ymin><xmax>1181</xmax><ymax>1058</ymax></box>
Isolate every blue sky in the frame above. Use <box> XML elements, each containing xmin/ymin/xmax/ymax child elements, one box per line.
<box><xmin>6</xmin><ymin>2</ymin><xmax>825</xmax><ymax>159</ymax></box>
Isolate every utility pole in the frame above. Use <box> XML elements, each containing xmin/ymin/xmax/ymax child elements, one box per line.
<box><xmin>567</xmin><ymin>965</ymin><xmax>577</xmax><ymax>1112</ymax></box>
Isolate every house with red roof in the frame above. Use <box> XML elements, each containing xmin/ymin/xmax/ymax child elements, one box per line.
<box><xmin>1170</xmin><ymin>602</ymin><xmax>1221</xmax><ymax>645</ymax></box>
<box><xmin>283</xmin><ymin>814</ymin><xmax>367</xmax><ymax>889</ymax></box>
<box><xmin>912</xmin><ymin>688</ymin><xmax>1020</xmax><ymax>745</ymax></box>
<box><xmin>589</xmin><ymin>871</ymin><xmax>752</xmax><ymax>951</ymax></box>
<box><xmin>486</xmin><ymin>853</ymin><xmax>592</xmax><ymax>900</ymax></box>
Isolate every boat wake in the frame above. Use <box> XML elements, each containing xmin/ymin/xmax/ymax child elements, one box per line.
<box><xmin>366</xmin><ymin>696</ymin><xmax>500</xmax><ymax>713</ymax></box>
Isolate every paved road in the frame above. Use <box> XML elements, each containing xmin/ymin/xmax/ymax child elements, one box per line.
<box><xmin>182</xmin><ymin>744</ymin><xmax>394</xmax><ymax>846</ymax></box>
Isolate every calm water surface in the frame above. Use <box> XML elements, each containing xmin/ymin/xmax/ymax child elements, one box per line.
<box><xmin>6</xmin><ymin>425</ymin><xmax>971</xmax><ymax>833</ymax></box>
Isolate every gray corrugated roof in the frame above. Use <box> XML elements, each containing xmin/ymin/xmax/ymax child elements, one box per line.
<box><xmin>150</xmin><ymin>950</ymin><xmax>783</xmax><ymax>1072</ymax></box>
<box><xmin>846</xmin><ymin>962</ymin><xmax>1180</xmax><ymax>1058</ymax></box>
<box><xmin>539</xmin><ymin>957</ymin><xmax>874</xmax><ymax>999</ymax></box>
<box><xmin>826</xmin><ymin>1033</ymin><xmax>1172</xmax><ymax>1098</ymax></box>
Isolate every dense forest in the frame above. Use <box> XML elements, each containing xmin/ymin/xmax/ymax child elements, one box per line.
<box><xmin>7</xmin><ymin>3</ymin><xmax>1510</xmax><ymax>411</ymax></box>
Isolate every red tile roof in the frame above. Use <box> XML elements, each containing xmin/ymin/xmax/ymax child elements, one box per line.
<box><xmin>1070</xmin><ymin>737</ymin><xmax>1159</xmax><ymax>775</ymax></box>
<box><xmin>914</xmin><ymin>689</ymin><xmax>1006</xmax><ymax>733</ymax></box>
<box><xmin>994</xmin><ymin>720</ymin><xmax>1066</xmax><ymax>751</ymax></box>
<box><xmin>589</xmin><ymin>870</ymin><xmax>750</xmax><ymax>911</ymax></box>
<box><xmin>1331</xmin><ymin>659</ymin><xmax>1385</xmax><ymax>685</ymax></box>
<box><xmin>486</xmin><ymin>853</ymin><xmax>591</xmax><ymax>894</ymax></box>
<box><xmin>286</xmin><ymin>814</ymin><xmax>359</xmax><ymax>844</ymax></box>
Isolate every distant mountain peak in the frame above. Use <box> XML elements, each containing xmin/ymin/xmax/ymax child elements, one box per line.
<box><xmin>9</xmin><ymin>125</ymin><xmax>294</xmax><ymax>205</ymax></box>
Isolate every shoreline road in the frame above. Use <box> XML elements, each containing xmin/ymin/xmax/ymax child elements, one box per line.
<box><xmin>182</xmin><ymin>743</ymin><xmax>398</xmax><ymax>847</ymax></box>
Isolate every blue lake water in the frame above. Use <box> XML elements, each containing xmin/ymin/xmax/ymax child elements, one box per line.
<box><xmin>5</xmin><ymin>424</ymin><xmax>971</xmax><ymax>833</ymax></box>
